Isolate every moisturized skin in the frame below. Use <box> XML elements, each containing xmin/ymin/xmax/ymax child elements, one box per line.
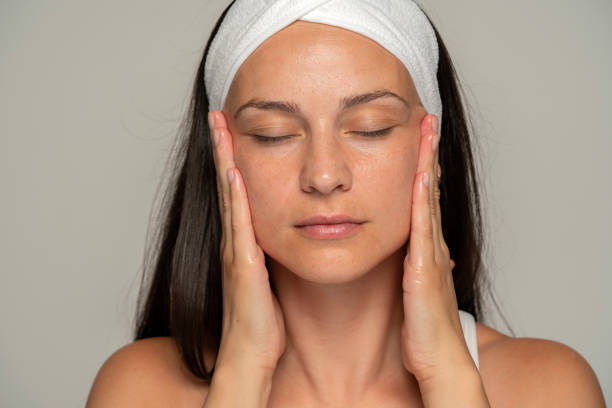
<box><xmin>83</xmin><ymin>17</ymin><xmax>607</xmax><ymax>408</ymax></box>
<box><xmin>222</xmin><ymin>21</ymin><xmax>427</xmax><ymax>406</ymax></box>
<box><xmin>83</xmin><ymin>16</ymin><xmax>607</xmax><ymax>408</ymax></box>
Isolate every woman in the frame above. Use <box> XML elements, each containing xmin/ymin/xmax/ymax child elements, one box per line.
<box><xmin>86</xmin><ymin>1</ymin><xmax>605</xmax><ymax>406</ymax></box>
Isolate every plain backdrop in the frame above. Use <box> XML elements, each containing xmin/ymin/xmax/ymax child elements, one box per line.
<box><xmin>1</xmin><ymin>0</ymin><xmax>610</xmax><ymax>406</ymax></box>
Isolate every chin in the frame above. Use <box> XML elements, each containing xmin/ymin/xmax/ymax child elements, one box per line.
<box><xmin>266</xmin><ymin>248</ymin><xmax>380</xmax><ymax>285</ymax></box>
<box><xmin>294</xmin><ymin>268</ymin><xmax>367</xmax><ymax>285</ymax></box>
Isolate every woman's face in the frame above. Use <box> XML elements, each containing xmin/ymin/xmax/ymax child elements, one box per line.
<box><xmin>222</xmin><ymin>21</ymin><xmax>427</xmax><ymax>284</ymax></box>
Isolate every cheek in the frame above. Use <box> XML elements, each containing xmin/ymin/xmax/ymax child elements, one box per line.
<box><xmin>363</xmin><ymin>149</ymin><xmax>417</xmax><ymax>239</ymax></box>
<box><xmin>234</xmin><ymin>151</ymin><xmax>291</xmax><ymax>241</ymax></box>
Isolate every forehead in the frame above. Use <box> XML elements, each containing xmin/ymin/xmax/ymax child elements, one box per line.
<box><xmin>224</xmin><ymin>21</ymin><xmax>418</xmax><ymax>113</ymax></box>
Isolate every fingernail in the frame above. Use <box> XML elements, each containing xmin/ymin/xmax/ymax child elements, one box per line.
<box><xmin>437</xmin><ymin>163</ymin><xmax>441</xmax><ymax>179</ymax></box>
<box><xmin>227</xmin><ymin>168</ymin><xmax>234</xmax><ymax>184</ymax></box>
<box><xmin>431</xmin><ymin>115</ymin><xmax>438</xmax><ymax>133</ymax></box>
<box><xmin>423</xmin><ymin>172</ymin><xmax>430</xmax><ymax>187</ymax></box>
<box><xmin>208</xmin><ymin>111</ymin><xmax>219</xmax><ymax>145</ymax></box>
<box><xmin>431</xmin><ymin>133</ymin><xmax>439</xmax><ymax>152</ymax></box>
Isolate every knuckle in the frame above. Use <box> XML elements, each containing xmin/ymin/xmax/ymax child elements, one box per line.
<box><xmin>429</xmin><ymin>201</ymin><xmax>436</xmax><ymax>215</ymax></box>
<box><xmin>239</xmin><ymin>245</ymin><xmax>263</xmax><ymax>264</ymax></box>
<box><xmin>254</xmin><ymin>246</ymin><xmax>266</xmax><ymax>261</ymax></box>
<box><xmin>441</xmin><ymin>239</ymin><xmax>450</xmax><ymax>254</ymax></box>
<box><xmin>221</xmin><ymin>253</ymin><xmax>232</xmax><ymax>270</ymax></box>
<box><xmin>231</xmin><ymin>216</ymin><xmax>240</xmax><ymax>235</ymax></box>
<box><xmin>216</xmin><ymin>188</ymin><xmax>223</xmax><ymax>207</ymax></box>
<box><xmin>222</xmin><ymin>196</ymin><xmax>231</xmax><ymax>212</ymax></box>
<box><xmin>233</xmin><ymin>245</ymin><xmax>258</xmax><ymax>266</ymax></box>
<box><xmin>420</xmin><ymin>223</ymin><xmax>434</xmax><ymax>239</ymax></box>
<box><xmin>441</xmin><ymin>246</ymin><xmax>451</xmax><ymax>260</ymax></box>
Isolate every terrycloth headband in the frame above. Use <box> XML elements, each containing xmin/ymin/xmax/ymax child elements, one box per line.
<box><xmin>204</xmin><ymin>0</ymin><xmax>442</xmax><ymax>135</ymax></box>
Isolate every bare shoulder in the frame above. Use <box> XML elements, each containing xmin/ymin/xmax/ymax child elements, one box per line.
<box><xmin>475</xmin><ymin>322</ymin><xmax>606</xmax><ymax>407</ymax></box>
<box><xmin>86</xmin><ymin>337</ymin><xmax>212</xmax><ymax>408</ymax></box>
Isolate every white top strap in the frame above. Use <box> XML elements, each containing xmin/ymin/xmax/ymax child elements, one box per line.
<box><xmin>458</xmin><ymin>309</ymin><xmax>480</xmax><ymax>370</ymax></box>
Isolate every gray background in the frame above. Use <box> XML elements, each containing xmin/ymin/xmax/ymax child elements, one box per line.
<box><xmin>1</xmin><ymin>0</ymin><xmax>610</xmax><ymax>406</ymax></box>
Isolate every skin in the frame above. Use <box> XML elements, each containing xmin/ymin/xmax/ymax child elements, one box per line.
<box><xmin>84</xmin><ymin>19</ymin><xmax>607</xmax><ymax>408</ymax></box>
<box><xmin>220</xmin><ymin>20</ymin><xmax>475</xmax><ymax>406</ymax></box>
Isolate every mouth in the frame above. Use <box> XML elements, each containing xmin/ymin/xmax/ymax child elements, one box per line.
<box><xmin>295</xmin><ymin>222</ymin><xmax>364</xmax><ymax>239</ymax></box>
<box><xmin>294</xmin><ymin>214</ymin><xmax>366</xmax><ymax>227</ymax></box>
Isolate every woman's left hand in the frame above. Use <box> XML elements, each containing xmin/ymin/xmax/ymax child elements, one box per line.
<box><xmin>400</xmin><ymin>113</ymin><xmax>476</xmax><ymax>386</ymax></box>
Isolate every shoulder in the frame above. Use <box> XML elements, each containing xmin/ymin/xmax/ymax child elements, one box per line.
<box><xmin>475</xmin><ymin>323</ymin><xmax>605</xmax><ymax>407</ymax></box>
<box><xmin>86</xmin><ymin>337</ymin><xmax>212</xmax><ymax>407</ymax></box>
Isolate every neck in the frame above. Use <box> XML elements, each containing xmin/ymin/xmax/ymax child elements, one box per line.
<box><xmin>267</xmin><ymin>246</ymin><xmax>421</xmax><ymax>406</ymax></box>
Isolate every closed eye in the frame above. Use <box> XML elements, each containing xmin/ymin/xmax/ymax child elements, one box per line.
<box><xmin>351</xmin><ymin>127</ymin><xmax>393</xmax><ymax>138</ymax></box>
<box><xmin>251</xmin><ymin>127</ymin><xmax>393</xmax><ymax>144</ymax></box>
<box><xmin>251</xmin><ymin>134</ymin><xmax>295</xmax><ymax>143</ymax></box>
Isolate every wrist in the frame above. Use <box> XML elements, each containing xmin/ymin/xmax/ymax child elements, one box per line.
<box><xmin>418</xmin><ymin>365</ymin><xmax>489</xmax><ymax>408</ymax></box>
<box><xmin>216</xmin><ymin>336</ymin><xmax>280</xmax><ymax>373</ymax></box>
<box><xmin>413</xmin><ymin>342</ymin><xmax>478</xmax><ymax>387</ymax></box>
<box><xmin>207</xmin><ymin>360</ymin><xmax>274</xmax><ymax>408</ymax></box>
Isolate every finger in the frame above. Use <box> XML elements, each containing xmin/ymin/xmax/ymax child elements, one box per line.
<box><xmin>209</xmin><ymin>110</ymin><xmax>237</xmax><ymax>259</ymax></box>
<box><xmin>227</xmin><ymin>167</ymin><xmax>261</xmax><ymax>266</ymax></box>
<box><xmin>432</xmin><ymin>133</ymin><xmax>450</xmax><ymax>260</ymax></box>
<box><xmin>407</xmin><ymin>170</ymin><xmax>435</xmax><ymax>267</ymax></box>
<box><xmin>429</xmin><ymin>116</ymin><xmax>441</xmax><ymax>245</ymax></box>
<box><xmin>429</xmin><ymin>116</ymin><xmax>446</xmax><ymax>258</ymax></box>
<box><xmin>416</xmin><ymin>114</ymin><xmax>440</xmax><ymax>260</ymax></box>
<box><xmin>434</xmin><ymin>165</ymin><xmax>450</xmax><ymax>258</ymax></box>
<box><xmin>208</xmin><ymin>112</ymin><xmax>225</xmax><ymax>245</ymax></box>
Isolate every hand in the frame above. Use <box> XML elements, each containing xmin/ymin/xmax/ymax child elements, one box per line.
<box><xmin>209</xmin><ymin>110</ymin><xmax>286</xmax><ymax>373</ymax></box>
<box><xmin>400</xmin><ymin>114</ymin><xmax>473</xmax><ymax>385</ymax></box>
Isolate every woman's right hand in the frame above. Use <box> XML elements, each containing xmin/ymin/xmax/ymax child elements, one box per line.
<box><xmin>208</xmin><ymin>110</ymin><xmax>286</xmax><ymax>374</ymax></box>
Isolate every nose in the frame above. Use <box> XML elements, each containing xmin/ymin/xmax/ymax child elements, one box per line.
<box><xmin>299</xmin><ymin>132</ymin><xmax>352</xmax><ymax>195</ymax></box>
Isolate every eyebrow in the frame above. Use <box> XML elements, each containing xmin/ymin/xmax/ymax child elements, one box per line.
<box><xmin>233</xmin><ymin>88</ymin><xmax>410</xmax><ymax>119</ymax></box>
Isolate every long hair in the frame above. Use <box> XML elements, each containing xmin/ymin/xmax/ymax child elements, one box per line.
<box><xmin>133</xmin><ymin>1</ymin><xmax>512</xmax><ymax>382</ymax></box>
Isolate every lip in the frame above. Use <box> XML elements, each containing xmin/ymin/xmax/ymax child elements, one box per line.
<box><xmin>296</xmin><ymin>222</ymin><xmax>363</xmax><ymax>239</ymax></box>
<box><xmin>294</xmin><ymin>214</ymin><xmax>366</xmax><ymax>227</ymax></box>
<box><xmin>294</xmin><ymin>214</ymin><xmax>366</xmax><ymax>240</ymax></box>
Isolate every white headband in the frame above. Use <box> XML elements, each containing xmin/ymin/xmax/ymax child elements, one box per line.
<box><xmin>204</xmin><ymin>0</ymin><xmax>442</xmax><ymax>135</ymax></box>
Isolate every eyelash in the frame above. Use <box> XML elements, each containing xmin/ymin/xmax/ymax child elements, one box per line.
<box><xmin>252</xmin><ymin>127</ymin><xmax>393</xmax><ymax>144</ymax></box>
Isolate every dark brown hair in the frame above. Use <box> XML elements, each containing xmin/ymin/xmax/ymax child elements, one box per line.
<box><xmin>133</xmin><ymin>1</ymin><xmax>512</xmax><ymax>382</ymax></box>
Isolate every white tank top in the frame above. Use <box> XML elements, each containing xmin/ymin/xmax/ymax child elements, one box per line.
<box><xmin>458</xmin><ymin>309</ymin><xmax>480</xmax><ymax>370</ymax></box>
